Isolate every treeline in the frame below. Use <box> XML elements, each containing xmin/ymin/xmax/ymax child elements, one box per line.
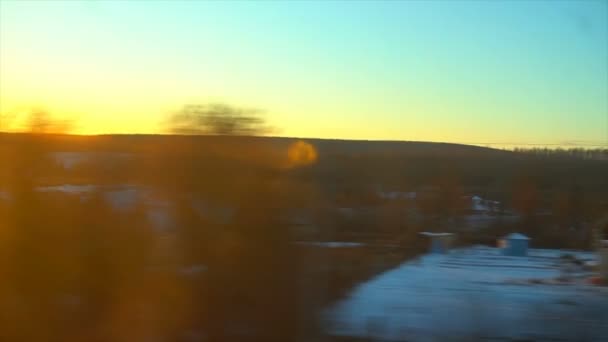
<box><xmin>512</xmin><ymin>147</ymin><xmax>608</xmax><ymax>160</ymax></box>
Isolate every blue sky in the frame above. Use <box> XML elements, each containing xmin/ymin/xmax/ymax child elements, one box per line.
<box><xmin>0</xmin><ymin>0</ymin><xmax>606</xmax><ymax>146</ymax></box>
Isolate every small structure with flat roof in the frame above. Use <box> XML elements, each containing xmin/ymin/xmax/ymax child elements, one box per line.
<box><xmin>420</xmin><ymin>232</ymin><xmax>454</xmax><ymax>254</ymax></box>
<box><xmin>499</xmin><ymin>233</ymin><xmax>530</xmax><ymax>256</ymax></box>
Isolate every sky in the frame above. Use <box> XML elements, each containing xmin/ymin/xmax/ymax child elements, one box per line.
<box><xmin>0</xmin><ymin>0</ymin><xmax>607</xmax><ymax>146</ymax></box>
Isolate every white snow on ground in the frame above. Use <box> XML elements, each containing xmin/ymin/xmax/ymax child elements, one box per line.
<box><xmin>34</xmin><ymin>184</ymin><xmax>142</xmax><ymax>210</ymax></box>
<box><xmin>37</xmin><ymin>184</ymin><xmax>97</xmax><ymax>194</ymax></box>
<box><xmin>50</xmin><ymin>152</ymin><xmax>133</xmax><ymax>169</ymax></box>
<box><xmin>378</xmin><ymin>191</ymin><xmax>417</xmax><ymax>200</ymax></box>
<box><xmin>32</xmin><ymin>185</ymin><xmax>177</xmax><ymax>230</ymax></box>
<box><xmin>471</xmin><ymin>195</ymin><xmax>500</xmax><ymax>213</ymax></box>
<box><xmin>324</xmin><ymin>246</ymin><xmax>608</xmax><ymax>341</ymax></box>
<box><xmin>104</xmin><ymin>187</ymin><xmax>140</xmax><ymax>210</ymax></box>
<box><xmin>51</xmin><ymin>152</ymin><xmax>89</xmax><ymax>169</ymax></box>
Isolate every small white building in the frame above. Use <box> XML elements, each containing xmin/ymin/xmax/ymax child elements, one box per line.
<box><xmin>499</xmin><ymin>233</ymin><xmax>530</xmax><ymax>256</ymax></box>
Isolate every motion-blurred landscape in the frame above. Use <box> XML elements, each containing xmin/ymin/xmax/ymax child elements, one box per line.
<box><xmin>1</xmin><ymin>119</ymin><xmax>608</xmax><ymax>340</ymax></box>
<box><xmin>1</xmin><ymin>0</ymin><xmax>607</xmax><ymax>341</ymax></box>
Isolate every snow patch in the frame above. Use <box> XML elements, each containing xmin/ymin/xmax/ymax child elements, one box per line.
<box><xmin>325</xmin><ymin>246</ymin><xmax>608</xmax><ymax>340</ymax></box>
<box><xmin>378</xmin><ymin>191</ymin><xmax>417</xmax><ymax>200</ymax></box>
<box><xmin>37</xmin><ymin>184</ymin><xmax>97</xmax><ymax>194</ymax></box>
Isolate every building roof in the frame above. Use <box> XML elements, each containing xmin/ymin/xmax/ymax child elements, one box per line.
<box><xmin>504</xmin><ymin>233</ymin><xmax>530</xmax><ymax>240</ymax></box>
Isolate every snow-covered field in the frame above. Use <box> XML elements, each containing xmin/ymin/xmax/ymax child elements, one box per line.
<box><xmin>324</xmin><ymin>246</ymin><xmax>608</xmax><ymax>341</ymax></box>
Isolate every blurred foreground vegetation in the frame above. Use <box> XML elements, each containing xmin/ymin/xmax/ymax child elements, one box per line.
<box><xmin>0</xmin><ymin>130</ymin><xmax>607</xmax><ymax>341</ymax></box>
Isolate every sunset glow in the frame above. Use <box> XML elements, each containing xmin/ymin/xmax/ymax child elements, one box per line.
<box><xmin>1</xmin><ymin>0</ymin><xmax>606</xmax><ymax>146</ymax></box>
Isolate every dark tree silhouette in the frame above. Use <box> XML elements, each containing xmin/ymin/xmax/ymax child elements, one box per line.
<box><xmin>168</xmin><ymin>103</ymin><xmax>270</xmax><ymax>136</ymax></box>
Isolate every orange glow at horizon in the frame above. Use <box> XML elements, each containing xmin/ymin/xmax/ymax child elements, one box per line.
<box><xmin>287</xmin><ymin>141</ymin><xmax>317</xmax><ymax>168</ymax></box>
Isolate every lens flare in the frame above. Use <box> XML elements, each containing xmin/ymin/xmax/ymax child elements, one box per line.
<box><xmin>287</xmin><ymin>141</ymin><xmax>317</xmax><ymax>167</ymax></box>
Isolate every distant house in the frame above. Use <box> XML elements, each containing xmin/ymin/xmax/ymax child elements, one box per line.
<box><xmin>499</xmin><ymin>233</ymin><xmax>530</xmax><ymax>256</ymax></box>
<box><xmin>465</xmin><ymin>195</ymin><xmax>500</xmax><ymax>214</ymax></box>
<box><xmin>420</xmin><ymin>232</ymin><xmax>454</xmax><ymax>254</ymax></box>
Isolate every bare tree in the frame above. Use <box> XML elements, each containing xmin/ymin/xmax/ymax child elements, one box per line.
<box><xmin>168</xmin><ymin>103</ymin><xmax>271</xmax><ymax>136</ymax></box>
<box><xmin>0</xmin><ymin>111</ymin><xmax>18</xmax><ymax>132</ymax></box>
<box><xmin>0</xmin><ymin>108</ymin><xmax>72</xmax><ymax>134</ymax></box>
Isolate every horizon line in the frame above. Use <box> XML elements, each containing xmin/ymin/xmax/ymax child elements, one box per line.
<box><xmin>1</xmin><ymin>131</ymin><xmax>607</xmax><ymax>149</ymax></box>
